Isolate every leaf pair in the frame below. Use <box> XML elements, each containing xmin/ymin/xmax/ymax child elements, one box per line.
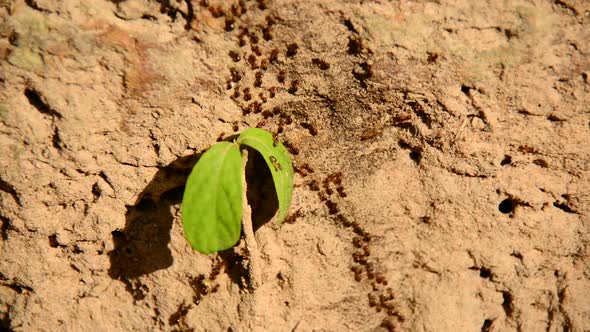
<box><xmin>181</xmin><ymin>128</ymin><xmax>294</xmax><ymax>254</ymax></box>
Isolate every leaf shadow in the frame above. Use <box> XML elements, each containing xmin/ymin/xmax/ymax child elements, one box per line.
<box><xmin>106</xmin><ymin>145</ymin><xmax>280</xmax><ymax>299</ymax></box>
<box><xmin>245</xmin><ymin>148</ymin><xmax>279</xmax><ymax>232</ymax></box>
<box><xmin>107</xmin><ymin>154</ymin><xmax>200</xmax><ymax>284</ymax></box>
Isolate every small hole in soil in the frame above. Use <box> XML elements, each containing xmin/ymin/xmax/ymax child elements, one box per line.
<box><xmin>498</xmin><ymin>198</ymin><xmax>516</xmax><ymax>214</ymax></box>
<box><xmin>409</xmin><ymin>150</ymin><xmax>422</xmax><ymax>163</ymax></box>
<box><xmin>500</xmin><ymin>155</ymin><xmax>512</xmax><ymax>166</ymax></box>
<box><xmin>481</xmin><ymin>319</ymin><xmax>494</xmax><ymax>332</ymax></box>
<box><xmin>502</xmin><ymin>291</ymin><xmax>513</xmax><ymax>316</ymax></box>
<box><xmin>48</xmin><ymin>234</ymin><xmax>59</xmax><ymax>248</ymax></box>
<box><xmin>479</xmin><ymin>267</ymin><xmax>491</xmax><ymax>279</ymax></box>
<box><xmin>461</xmin><ymin>85</ymin><xmax>471</xmax><ymax>95</ymax></box>
<box><xmin>553</xmin><ymin>201</ymin><xmax>575</xmax><ymax>214</ymax></box>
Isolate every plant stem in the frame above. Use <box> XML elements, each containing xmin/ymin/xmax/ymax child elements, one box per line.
<box><xmin>241</xmin><ymin>149</ymin><xmax>261</xmax><ymax>290</ymax></box>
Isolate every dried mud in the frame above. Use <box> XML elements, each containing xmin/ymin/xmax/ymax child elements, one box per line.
<box><xmin>0</xmin><ymin>0</ymin><xmax>589</xmax><ymax>331</ymax></box>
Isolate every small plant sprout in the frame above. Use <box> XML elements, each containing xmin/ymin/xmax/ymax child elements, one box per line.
<box><xmin>181</xmin><ymin>128</ymin><xmax>294</xmax><ymax>254</ymax></box>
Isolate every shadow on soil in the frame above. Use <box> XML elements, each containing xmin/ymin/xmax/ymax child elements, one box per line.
<box><xmin>108</xmin><ymin>154</ymin><xmax>200</xmax><ymax>280</ymax></box>
<box><xmin>107</xmin><ymin>147</ymin><xmax>278</xmax><ymax>297</ymax></box>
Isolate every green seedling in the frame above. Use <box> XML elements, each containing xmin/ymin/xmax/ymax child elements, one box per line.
<box><xmin>181</xmin><ymin>128</ymin><xmax>294</xmax><ymax>254</ymax></box>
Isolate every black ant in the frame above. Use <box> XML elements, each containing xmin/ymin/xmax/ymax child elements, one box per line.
<box><xmin>261</xmin><ymin>110</ymin><xmax>273</xmax><ymax>119</ymax></box>
<box><xmin>250</xmin><ymin>101</ymin><xmax>261</xmax><ymax>113</ymax></box>
<box><xmin>307</xmin><ymin>180</ymin><xmax>320</xmax><ymax>191</ymax></box>
<box><xmin>224</xmin><ymin>18</ymin><xmax>235</xmax><ymax>32</ymax></box>
<box><xmin>277</xmin><ymin>70</ymin><xmax>286</xmax><ymax>83</ymax></box>
<box><xmin>254</xmin><ymin>71</ymin><xmax>263</xmax><ymax>87</ymax></box>
<box><xmin>352</xmin><ymin>237</ymin><xmax>363</xmax><ymax>248</ymax></box>
<box><xmin>209</xmin><ymin>6</ymin><xmax>224</xmax><ymax>18</ymax></box>
<box><xmin>300</xmin><ymin>122</ymin><xmax>318</xmax><ymax>135</ymax></box>
<box><xmin>312</xmin><ymin>58</ymin><xmax>330</xmax><ymax>70</ymax></box>
<box><xmin>325</xmin><ymin>200</ymin><xmax>339</xmax><ymax>214</ymax></box>
<box><xmin>252</xmin><ymin>45</ymin><xmax>262</xmax><ymax>57</ymax></box>
<box><xmin>286</xmin><ymin>43</ymin><xmax>299</xmax><ymax>57</ymax></box>
<box><xmin>247</xmin><ymin>54</ymin><xmax>258</xmax><ymax>69</ymax></box>
<box><xmin>228</xmin><ymin>50</ymin><xmax>241</xmax><ymax>62</ymax></box>
<box><xmin>262</xmin><ymin>26</ymin><xmax>272</xmax><ymax>41</ymax></box>
<box><xmin>230</xmin><ymin>68</ymin><xmax>242</xmax><ymax>82</ymax></box>
<box><xmin>249</xmin><ymin>32</ymin><xmax>259</xmax><ymax>44</ymax></box>
<box><xmin>284</xmin><ymin>209</ymin><xmax>301</xmax><ymax>224</ymax></box>
<box><xmin>270</xmin><ymin>48</ymin><xmax>279</xmax><ymax>63</ymax></box>
<box><xmin>336</xmin><ymin>214</ymin><xmax>352</xmax><ymax>227</ymax></box>
<box><xmin>368</xmin><ymin>293</ymin><xmax>377</xmax><ymax>307</ymax></box>
<box><xmin>243</xmin><ymin>87</ymin><xmax>251</xmax><ymax>101</ymax></box>
<box><xmin>238</xmin><ymin>35</ymin><xmax>247</xmax><ymax>47</ymax></box>
<box><xmin>288</xmin><ymin>80</ymin><xmax>298</xmax><ymax>94</ymax></box>
<box><xmin>282</xmin><ymin>140</ymin><xmax>299</xmax><ymax>155</ymax></box>
<box><xmin>381</xmin><ymin>319</ymin><xmax>395</xmax><ymax>332</ymax></box>
<box><xmin>269</xmin><ymin>156</ymin><xmax>282</xmax><ymax>171</ymax></box>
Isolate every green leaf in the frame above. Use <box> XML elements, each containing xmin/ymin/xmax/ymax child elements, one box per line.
<box><xmin>181</xmin><ymin>142</ymin><xmax>243</xmax><ymax>254</ymax></box>
<box><xmin>237</xmin><ymin>128</ymin><xmax>294</xmax><ymax>223</ymax></box>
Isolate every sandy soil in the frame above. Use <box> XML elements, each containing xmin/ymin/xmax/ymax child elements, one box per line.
<box><xmin>1</xmin><ymin>0</ymin><xmax>589</xmax><ymax>331</ymax></box>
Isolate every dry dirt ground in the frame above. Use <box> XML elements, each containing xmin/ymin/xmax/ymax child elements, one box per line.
<box><xmin>1</xmin><ymin>0</ymin><xmax>589</xmax><ymax>331</ymax></box>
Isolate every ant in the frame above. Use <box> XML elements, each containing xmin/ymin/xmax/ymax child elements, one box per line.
<box><xmin>262</xmin><ymin>26</ymin><xmax>272</xmax><ymax>41</ymax></box>
<box><xmin>260</xmin><ymin>58</ymin><xmax>268</xmax><ymax>71</ymax></box>
<box><xmin>247</xmin><ymin>54</ymin><xmax>258</xmax><ymax>69</ymax></box>
<box><xmin>269</xmin><ymin>156</ymin><xmax>282</xmax><ymax>171</ymax></box>
<box><xmin>336</xmin><ymin>214</ymin><xmax>352</xmax><ymax>227</ymax></box>
<box><xmin>375</xmin><ymin>273</ymin><xmax>387</xmax><ymax>285</ymax></box>
<box><xmin>243</xmin><ymin>87</ymin><xmax>252</xmax><ymax>101</ymax></box>
<box><xmin>288</xmin><ymin>80</ymin><xmax>299</xmax><ymax>94</ymax></box>
<box><xmin>254</xmin><ymin>71</ymin><xmax>263</xmax><ymax>87</ymax></box>
<box><xmin>282</xmin><ymin>140</ymin><xmax>299</xmax><ymax>155</ymax></box>
<box><xmin>277</xmin><ymin>70</ymin><xmax>286</xmax><ymax>83</ymax></box>
<box><xmin>307</xmin><ymin>180</ymin><xmax>320</xmax><ymax>191</ymax></box>
<box><xmin>228</xmin><ymin>50</ymin><xmax>241</xmax><ymax>62</ymax></box>
<box><xmin>360</xmin><ymin>128</ymin><xmax>382</xmax><ymax>141</ymax></box>
<box><xmin>312</xmin><ymin>58</ymin><xmax>330</xmax><ymax>70</ymax></box>
<box><xmin>270</xmin><ymin>49</ymin><xmax>279</xmax><ymax>63</ymax></box>
<box><xmin>286</xmin><ymin>43</ymin><xmax>299</xmax><ymax>57</ymax></box>
<box><xmin>230</xmin><ymin>68</ymin><xmax>242</xmax><ymax>82</ymax></box>
<box><xmin>261</xmin><ymin>110</ymin><xmax>273</xmax><ymax>119</ymax></box>
<box><xmin>224</xmin><ymin>18</ymin><xmax>235</xmax><ymax>32</ymax></box>
<box><xmin>284</xmin><ymin>209</ymin><xmax>301</xmax><ymax>224</ymax></box>
<box><xmin>252</xmin><ymin>45</ymin><xmax>262</xmax><ymax>56</ymax></box>
<box><xmin>325</xmin><ymin>200</ymin><xmax>339</xmax><ymax>214</ymax></box>
<box><xmin>300</xmin><ymin>122</ymin><xmax>318</xmax><ymax>136</ymax></box>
